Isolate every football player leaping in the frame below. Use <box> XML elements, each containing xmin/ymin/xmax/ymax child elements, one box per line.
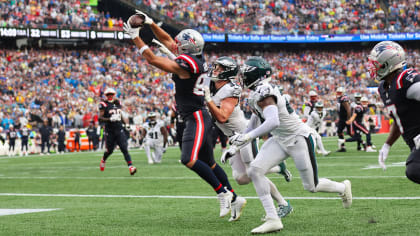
<box><xmin>98</xmin><ymin>88</ymin><xmax>137</xmax><ymax>176</ymax></box>
<box><xmin>141</xmin><ymin>112</ymin><xmax>168</xmax><ymax>164</ymax></box>
<box><xmin>124</xmin><ymin>10</ymin><xmax>243</xmax><ymax>218</ymax></box>
<box><xmin>306</xmin><ymin>102</ymin><xmax>331</xmax><ymax>156</ymax></box>
<box><xmin>204</xmin><ymin>56</ymin><xmax>292</xmax><ymax>222</ymax></box>
<box><xmin>370</xmin><ymin>41</ymin><xmax>420</xmax><ymax>184</ymax></box>
<box><xmin>230</xmin><ymin>57</ymin><xmax>352</xmax><ymax>234</ymax></box>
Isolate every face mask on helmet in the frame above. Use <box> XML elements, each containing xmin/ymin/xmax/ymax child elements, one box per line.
<box><xmin>240</xmin><ymin>57</ymin><xmax>272</xmax><ymax>90</ymax></box>
<box><xmin>368</xmin><ymin>41</ymin><xmax>406</xmax><ymax>81</ymax></box>
<box><xmin>105</xmin><ymin>93</ymin><xmax>115</xmax><ymax>102</ymax></box>
<box><xmin>208</xmin><ymin>56</ymin><xmax>239</xmax><ymax>82</ymax></box>
<box><xmin>174</xmin><ymin>29</ymin><xmax>204</xmax><ymax>56</ymax></box>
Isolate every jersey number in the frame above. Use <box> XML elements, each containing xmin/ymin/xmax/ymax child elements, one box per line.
<box><xmin>149</xmin><ymin>131</ymin><xmax>159</xmax><ymax>139</ymax></box>
<box><xmin>193</xmin><ymin>74</ymin><xmax>206</xmax><ymax>96</ymax></box>
<box><xmin>387</xmin><ymin>104</ymin><xmax>404</xmax><ymax>133</ymax></box>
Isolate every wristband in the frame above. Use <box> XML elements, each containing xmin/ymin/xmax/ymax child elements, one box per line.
<box><xmin>139</xmin><ymin>45</ymin><xmax>149</xmax><ymax>55</ymax></box>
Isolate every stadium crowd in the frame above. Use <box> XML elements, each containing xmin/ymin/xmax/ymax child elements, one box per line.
<box><xmin>142</xmin><ymin>0</ymin><xmax>420</xmax><ymax>34</ymax></box>
<box><xmin>0</xmin><ymin>0</ymin><xmax>124</xmax><ymax>30</ymax></box>
<box><xmin>1</xmin><ymin>1</ymin><xmax>419</xmax><ymax>35</ymax></box>
<box><xmin>1</xmin><ymin>44</ymin><xmax>419</xmax><ymax>154</ymax></box>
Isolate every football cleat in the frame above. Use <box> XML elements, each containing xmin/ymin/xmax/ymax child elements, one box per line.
<box><xmin>229</xmin><ymin>196</ymin><xmax>247</xmax><ymax>222</ymax></box>
<box><xmin>366</xmin><ymin>146</ymin><xmax>377</xmax><ymax>152</ymax></box>
<box><xmin>340</xmin><ymin>180</ymin><xmax>352</xmax><ymax>209</ymax></box>
<box><xmin>251</xmin><ymin>217</ymin><xmax>283</xmax><ymax>234</ymax></box>
<box><xmin>336</xmin><ymin>148</ymin><xmax>346</xmax><ymax>152</ymax></box>
<box><xmin>100</xmin><ymin>160</ymin><xmax>105</xmax><ymax>171</ymax></box>
<box><xmin>321</xmin><ymin>150</ymin><xmax>331</xmax><ymax>156</ymax></box>
<box><xmin>217</xmin><ymin>190</ymin><xmax>233</xmax><ymax>218</ymax></box>
<box><xmin>129</xmin><ymin>166</ymin><xmax>137</xmax><ymax>176</ymax></box>
<box><xmin>277</xmin><ymin>201</ymin><xmax>293</xmax><ymax>218</ymax></box>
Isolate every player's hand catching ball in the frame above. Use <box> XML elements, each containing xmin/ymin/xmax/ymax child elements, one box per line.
<box><xmin>123</xmin><ymin>22</ymin><xmax>140</xmax><ymax>40</ymax></box>
<box><xmin>135</xmin><ymin>10</ymin><xmax>154</xmax><ymax>25</ymax></box>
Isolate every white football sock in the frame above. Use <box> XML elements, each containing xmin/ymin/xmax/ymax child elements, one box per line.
<box><xmin>315</xmin><ymin>178</ymin><xmax>345</xmax><ymax>194</ymax></box>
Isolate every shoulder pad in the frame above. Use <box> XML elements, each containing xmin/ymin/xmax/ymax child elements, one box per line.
<box><xmin>175</xmin><ymin>54</ymin><xmax>204</xmax><ymax>75</ymax></box>
<box><xmin>255</xmin><ymin>83</ymin><xmax>275</xmax><ymax>99</ymax></box>
<box><xmin>355</xmin><ymin>105</ymin><xmax>363</xmax><ymax>113</ymax></box>
<box><xmin>305</xmin><ymin>101</ymin><xmax>313</xmax><ymax>107</ymax></box>
<box><xmin>99</xmin><ymin>101</ymin><xmax>107</xmax><ymax>110</ymax></box>
<box><xmin>221</xmin><ymin>83</ymin><xmax>241</xmax><ymax>98</ymax></box>
<box><xmin>340</xmin><ymin>96</ymin><xmax>349</xmax><ymax>102</ymax></box>
<box><xmin>397</xmin><ymin>69</ymin><xmax>420</xmax><ymax>90</ymax></box>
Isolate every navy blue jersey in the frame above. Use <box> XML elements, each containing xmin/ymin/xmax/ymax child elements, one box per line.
<box><xmin>379</xmin><ymin>68</ymin><xmax>420</xmax><ymax>149</ymax></box>
<box><xmin>7</xmin><ymin>130</ymin><xmax>17</xmax><ymax>140</ymax></box>
<box><xmin>172</xmin><ymin>53</ymin><xmax>206</xmax><ymax>117</ymax></box>
<box><xmin>99</xmin><ymin>99</ymin><xmax>124</xmax><ymax>133</ymax></box>
<box><xmin>353</xmin><ymin>104</ymin><xmax>366</xmax><ymax>123</ymax></box>
<box><xmin>337</xmin><ymin>95</ymin><xmax>350</xmax><ymax>120</ymax></box>
<box><xmin>20</xmin><ymin>127</ymin><xmax>30</xmax><ymax>139</ymax></box>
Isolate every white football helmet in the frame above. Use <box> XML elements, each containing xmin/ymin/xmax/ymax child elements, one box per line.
<box><xmin>104</xmin><ymin>88</ymin><xmax>116</xmax><ymax>102</ymax></box>
<box><xmin>368</xmin><ymin>41</ymin><xmax>406</xmax><ymax>81</ymax></box>
<box><xmin>174</xmin><ymin>29</ymin><xmax>204</xmax><ymax>56</ymax></box>
<box><xmin>104</xmin><ymin>88</ymin><xmax>116</xmax><ymax>95</ymax></box>
<box><xmin>147</xmin><ymin>112</ymin><xmax>157</xmax><ymax>125</ymax></box>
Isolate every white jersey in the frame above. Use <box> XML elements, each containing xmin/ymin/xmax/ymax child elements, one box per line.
<box><xmin>143</xmin><ymin>120</ymin><xmax>165</xmax><ymax>143</ymax></box>
<box><xmin>211</xmin><ymin>82</ymin><xmax>248</xmax><ymax>137</ymax></box>
<box><xmin>307</xmin><ymin>109</ymin><xmax>326</xmax><ymax>130</ymax></box>
<box><xmin>248</xmin><ymin>82</ymin><xmax>310</xmax><ymax>146</ymax></box>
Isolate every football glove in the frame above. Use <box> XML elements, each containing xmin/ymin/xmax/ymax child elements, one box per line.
<box><xmin>204</xmin><ymin>86</ymin><xmax>212</xmax><ymax>102</ymax></box>
<box><xmin>414</xmin><ymin>134</ymin><xmax>420</xmax><ymax>150</ymax></box>
<box><xmin>229</xmin><ymin>133</ymin><xmax>251</xmax><ymax>149</ymax></box>
<box><xmin>123</xmin><ymin>22</ymin><xmax>140</xmax><ymax>40</ymax></box>
<box><xmin>378</xmin><ymin>143</ymin><xmax>390</xmax><ymax>170</ymax></box>
<box><xmin>135</xmin><ymin>10</ymin><xmax>154</xmax><ymax>25</ymax></box>
<box><xmin>220</xmin><ymin>145</ymin><xmax>238</xmax><ymax>164</ymax></box>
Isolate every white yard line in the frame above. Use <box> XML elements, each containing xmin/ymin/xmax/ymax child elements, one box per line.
<box><xmin>0</xmin><ymin>193</ymin><xmax>419</xmax><ymax>200</ymax></box>
<box><xmin>0</xmin><ymin>208</ymin><xmax>61</xmax><ymax>216</ymax></box>
<box><xmin>0</xmin><ymin>175</ymin><xmax>406</xmax><ymax>180</ymax></box>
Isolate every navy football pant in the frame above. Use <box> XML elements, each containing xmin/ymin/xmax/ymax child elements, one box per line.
<box><xmin>103</xmin><ymin>129</ymin><xmax>132</xmax><ymax>166</ymax></box>
<box><xmin>406</xmin><ymin>147</ymin><xmax>420</xmax><ymax>184</ymax></box>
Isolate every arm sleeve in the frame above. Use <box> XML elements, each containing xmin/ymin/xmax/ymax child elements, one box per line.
<box><xmin>247</xmin><ymin>105</ymin><xmax>280</xmax><ymax>139</ymax></box>
<box><xmin>244</xmin><ymin>114</ymin><xmax>259</xmax><ymax>133</ymax></box>
<box><xmin>406</xmin><ymin>82</ymin><xmax>420</xmax><ymax>102</ymax></box>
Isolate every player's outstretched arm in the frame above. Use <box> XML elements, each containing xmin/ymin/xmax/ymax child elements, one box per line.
<box><xmin>134</xmin><ymin>10</ymin><xmax>176</xmax><ymax>53</ymax></box>
<box><xmin>131</xmin><ymin>36</ymin><xmax>189</xmax><ymax>79</ymax></box>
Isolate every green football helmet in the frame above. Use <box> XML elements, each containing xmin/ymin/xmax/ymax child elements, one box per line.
<box><xmin>241</xmin><ymin>57</ymin><xmax>272</xmax><ymax>89</ymax></box>
<box><xmin>208</xmin><ymin>56</ymin><xmax>239</xmax><ymax>81</ymax></box>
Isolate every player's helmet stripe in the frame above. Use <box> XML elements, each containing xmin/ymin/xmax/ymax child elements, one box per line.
<box><xmin>190</xmin><ymin>110</ymin><xmax>204</xmax><ymax>161</ymax></box>
<box><xmin>396</xmin><ymin>69</ymin><xmax>412</xmax><ymax>90</ymax></box>
<box><xmin>305</xmin><ymin>135</ymin><xmax>319</xmax><ymax>186</ymax></box>
<box><xmin>177</xmin><ymin>54</ymin><xmax>199</xmax><ymax>74</ymax></box>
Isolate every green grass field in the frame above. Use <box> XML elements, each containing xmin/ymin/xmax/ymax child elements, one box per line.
<box><xmin>1</xmin><ymin>134</ymin><xmax>420</xmax><ymax>235</ymax></box>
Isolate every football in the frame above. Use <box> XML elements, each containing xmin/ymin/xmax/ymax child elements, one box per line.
<box><xmin>128</xmin><ymin>14</ymin><xmax>145</xmax><ymax>28</ymax></box>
